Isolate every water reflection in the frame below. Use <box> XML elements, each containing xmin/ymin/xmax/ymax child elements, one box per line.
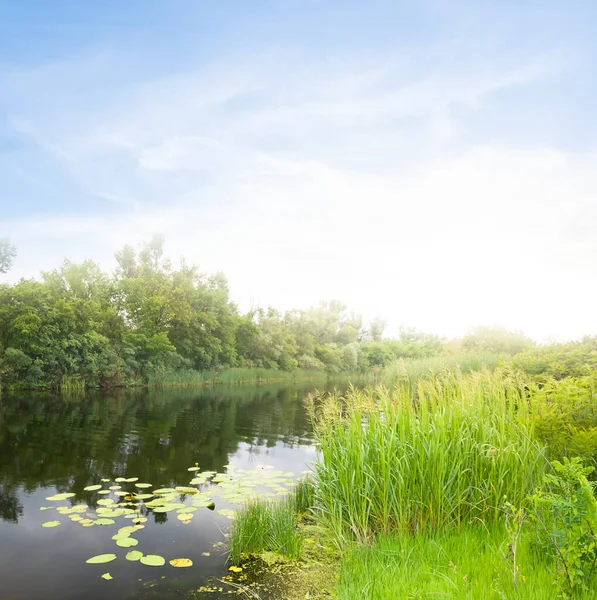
<box><xmin>0</xmin><ymin>383</ymin><xmax>330</xmax><ymax>600</ymax></box>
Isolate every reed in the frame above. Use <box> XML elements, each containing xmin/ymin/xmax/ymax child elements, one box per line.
<box><xmin>306</xmin><ymin>369</ymin><xmax>547</xmax><ymax>547</ymax></box>
<box><xmin>229</xmin><ymin>497</ymin><xmax>303</xmax><ymax>563</ymax></box>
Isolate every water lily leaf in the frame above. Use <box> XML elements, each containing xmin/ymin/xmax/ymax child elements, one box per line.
<box><xmin>134</xmin><ymin>493</ymin><xmax>153</xmax><ymax>500</ymax></box>
<box><xmin>228</xmin><ymin>566</ymin><xmax>242</xmax><ymax>573</ymax></box>
<box><xmin>177</xmin><ymin>506</ymin><xmax>197</xmax><ymax>513</ymax></box>
<box><xmin>94</xmin><ymin>518</ymin><xmax>116</xmax><ymax>526</ymax></box>
<box><xmin>169</xmin><ymin>558</ymin><xmax>193</xmax><ymax>568</ymax></box>
<box><xmin>97</xmin><ymin>490</ymin><xmax>111</xmax><ymax>495</ymax></box>
<box><xmin>109</xmin><ymin>485</ymin><xmax>121</xmax><ymax>490</ymax></box>
<box><xmin>206</xmin><ymin>502</ymin><xmax>216</xmax><ymax>510</ymax></box>
<box><xmin>46</xmin><ymin>493</ymin><xmax>76</xmax><ymax>501</ymax></box>
<box><xmin>114</xmin><ymin>491</ymin><xmax>128</xmax><ymax>497</ymax></box>
<box><xmin>70</xmin><ymin>515</ymin><xmax>83</xmax><ymax>522</ymax></box>
<box><xmin>201</xmin><ymin>552</ymin><xmax>210</xmax><ymax>557</ymax></box>
<box><xmin>140</xmin><ymin>555</ymin><xmax>165</xmax><ymax>567</ymax></box>
<box><xmin>115</xmin><ymin>477</ymin><xmax>126</xmax><ymax>482</ymax></box>
<box><xmin>116</xmin><ymin>537</ymin><xmax>138</xmax><ymax>548</ymax></box>
<box><xmin>39</xmin><ymin>506</ymin><xmax>52</xmax><ymax>511</ymax></box>
<box><xmin>101</xmin><ymin>478</ymin><xmax>111</xmax><ymax>482</ymax></box>
<box><xmin>126</xmin><ymin>550</ymin><xmax>143</xmax><ymax>561</ymax></box>
<box><xmin>84</xmin><ymin>485</ymin><xmax>102</xmax><ymax>491</ymax></box>
<box><xmin>153</xmin><ymin>488</ymin><xmax>175</xmax><ymax>494</ymax></box>
<box><xmin>97</xmin><ymin>499</ymin><xmax>115</xmax><ymax>506</ymax></box>
<box><xmin>177</xmin><ymin>513</ymin><xmax>194</xmax><ymax>522</ymax></box>
<box><xmin>101</xmin><ymin>572</ymin><xmax>113</xmax><ymax>580</ymax></box>
<box><xmin>133</xmin><ymin>517</ymin><xmax>148</xmax><ymax>524</ymax></box>
<box><xmin>41</xmin><ymin>520</ymin><xmax>61</xmax><ymax>528</ymax></box>
<box><xmin>86</xmin><ymin>554</ymin><xmax>117</xmax><ymax>564</ymax></box>
<box><xmin>188</xmin><ymin>466</ymin><xmax>200</xmax><ymax>472</ymax></box>
<box><xmin>135</xmin><ymin>483</ymin><xmax>151</xmax><ymax>489</ymax></box>
<box><xmin>125</xmin><ymin>477</ymin><xmax>139</xmax><ymax>483</ymax></box>
<box><xmin>82</xmin><ymin>522</ymin><xmax>95</xmax><ymax>527</ymax></box>
<box><xmin>216</xmin><ymin>509</ymin><xmax>236</xmax><ymax>519</ymax></box>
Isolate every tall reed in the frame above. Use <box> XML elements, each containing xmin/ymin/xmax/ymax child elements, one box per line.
<box><xmin>306</xmin><ymin>369</ymin><xmax>547</xmax><ymax>547</ymax></box>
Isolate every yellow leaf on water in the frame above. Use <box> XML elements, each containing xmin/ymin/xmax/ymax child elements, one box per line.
<box><xmin>169</xmin><ymin>558</ymin><xmax>193</xmax><ymax>568</ymax></box>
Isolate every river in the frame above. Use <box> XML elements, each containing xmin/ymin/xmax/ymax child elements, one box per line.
<box><xmin>0</xmin><ymin>383</ymin><xmax>335</xmax><ymax>600</ymax></box>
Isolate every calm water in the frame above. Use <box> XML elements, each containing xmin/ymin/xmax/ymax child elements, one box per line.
<box><xmin>0</xmin><ymin>383</ymin><xmax>331</xmax><ymax>600</ymax></box>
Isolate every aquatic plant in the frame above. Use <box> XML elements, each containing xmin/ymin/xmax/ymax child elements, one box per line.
<box><xmin>306</xmin><ymin>369</ymin><xmax>547</xmax><ymax>546</ymax></box>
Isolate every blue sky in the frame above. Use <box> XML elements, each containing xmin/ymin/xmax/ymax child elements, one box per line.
<box><xmin>1</xmin><ymin>0</ymin><xmax>597</xmax><ymax>340</ymax></box>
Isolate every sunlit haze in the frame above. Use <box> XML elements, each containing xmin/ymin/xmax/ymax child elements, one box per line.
<box><xmin>2</xmin><ymin>1</ymin><xmax>596</xmax><ymax>341</ymax></box>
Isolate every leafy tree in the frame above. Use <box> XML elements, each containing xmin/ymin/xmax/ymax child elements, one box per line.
<box><xmin>0</xmin><ymin>238</ymin><xmax>16</xmax><ymax>274</ymax></box>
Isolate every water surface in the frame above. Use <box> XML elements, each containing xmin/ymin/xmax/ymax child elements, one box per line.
<box><xmin>0</xmin><ymin>383</ymin><xmax>330</xmax><ymax>600</ymax></box>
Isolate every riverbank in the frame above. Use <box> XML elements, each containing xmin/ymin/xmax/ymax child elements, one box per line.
<box><xmin>226</xmin><ymin>342</ymin><xmax>597</xmax><ymax>599</ymax></box>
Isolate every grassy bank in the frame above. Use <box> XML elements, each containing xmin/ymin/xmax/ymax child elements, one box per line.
<box><xmin>227</xmin><ymin>364</ymin><xmax>597</xmax><ymax>599</ymax></box>
<box><xmin>147</xmin><ymin>367</ymin><xmax>328</xmax><ymax>388</ymax></box>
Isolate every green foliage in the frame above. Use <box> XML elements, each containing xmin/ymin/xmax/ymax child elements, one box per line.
<box><xmin>512</xmin><ymin>337</ymin><xmax>597</xmax><ymax>383</ymax></box>
<box><xmin>462</xmin><ymin>326</ymin><xmax>534</xmax><ymax>355</ymax></box>
<box><xmin>0</xmin><ymin>238</ymin><xmax>16</xmax><ymax>274</ymax></box>
<box><xmin>306</xmin><ymin>370</ymin><xmax>546</xmax><ymax>547</ymax></box>
<box><xmin>530</xmin><ymin>458</ymin><xmax>597</xmax><ymax>597</ymax></box>
<box><xmin>0</xmin><ymin>238</ymin><xmax>446</xmax><ymax>389</ymax></box>
<box><xmin>336</xmin><ymin>525</ymin><xmax>580</xmax><ymax>600</ymax></box>
<box><xmin>229</xmin><ymin>498</ymin><xmax>303</xmax><ymax>563</ymax></box>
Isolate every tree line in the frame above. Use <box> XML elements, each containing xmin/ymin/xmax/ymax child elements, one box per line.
<box><xmin>0</xmin><ymin>235</ymin><xmax>453</xmax><ymax>389</ymax></box>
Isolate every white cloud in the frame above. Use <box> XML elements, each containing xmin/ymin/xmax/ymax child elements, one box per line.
<box><xmin>1</xmin><ymin>48</ymin><xmax>593</xmax><ymax>342</ymax></box>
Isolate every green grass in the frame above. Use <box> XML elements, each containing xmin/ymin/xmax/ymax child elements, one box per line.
<box><xmin>381</xmin><ymin>352</ymin><xmax>502</xmax><ymax>392</ymax></box>
<box><xmin>336</xmin><ymin>524</ymin><xmax>593</xmax><ymax>600</ymax></box>
<box><xmin>306</xmin><ymin>369</ymin><xmax>547</xmax><ymax>546</ymax></box>
<box><xmin>147</xmin><ymin>367</ymin><xmax>328</xmax><ymax>388</ymax></box>
<box><xmin>229</xmin><ymin>497</ymin><xmax>303</xmax><ymax>564</ymax></box>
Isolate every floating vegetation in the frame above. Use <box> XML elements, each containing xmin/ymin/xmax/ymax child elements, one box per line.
<box><xmin>86</xmin><ymin>554</ymin><xmax>117</xmax><ymax>564</ymax></box>
<box><xmin>169</xmin><ymin>558</ymin><xmax>193</xmax><ymax>567</ymax></box>
<box><xmin>41</xmin><ymin>520</ymin><xmax>61</xmax><ymax>528</ymax></box>
<box><xmin>140</xmin><ymin>555</ymin><xmax>165</xmax><ymax>567</ymax></box>
<box><xmin>39</xmin><ymin>464</ymin><xmax>300</xmax><ymax>579</ymax></box>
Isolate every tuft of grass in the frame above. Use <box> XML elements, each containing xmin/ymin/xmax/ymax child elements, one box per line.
<box><xmin>336</xmin><ymin>524</ymin><xmax>588</xmax><ymax>600</ymax></box>
<box><xmin>229</xmin><ymin>498</ymin><xmax>303</xmax><ymax>564</ymax></box>
<box><xmin>306</xmin><ymin>369</ymin><xmax>547</xmax><ymax>547</ymax></box>
<box><xmin>289</xmin><ymin>476</ymin><xmax>316</xmax><ymax>515</ymax></box>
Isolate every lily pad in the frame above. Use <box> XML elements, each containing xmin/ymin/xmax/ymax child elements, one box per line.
<box><xmin>115</xmin><ymin>477</ymin><xmax>126</xmax><ymax>483</ymax></box>
<box><xmin>216</xmin><ymin>509</ymin><xmax>236</xmax><ymax>519</ymax></box>
<box><xmin>97</xmin><ymin>490</ymin><xmax>111</xmax><ymax>495</ymax></box>
<box><xmin>84</xmin><ymin>485</ymin><xmax>102</xmax><ymax>492</ymax></box>
<box><xmin>134</xmin><ymin>493</ymin><xmax>153</xmax><ymax>500</ymax></box>
<box><xmin>41</xmin><ymin>520</ymin><xmax>61</xmax><ymax>528</ymax></box>
<box><xmin>169</xmin><ymin>558</ymin><xmax>193</xmax><ymax>568</ymax></box>
<box><xmin>46</xmin><ymin>493</ymin><xmax>76</xmax><ymax>501</ymax></box>
<box><xmin>153</xmin><ymin>488</ymin><xmax>175</xmax><ymax>494</ymax></box>
<box><xmin>101</xmin><ymin>478</ymin><xmax>111</xmax><ymax>482</ymax></box>
<box><xmin>94</xmin><ymin>518</ymin><xmax>116</xmax><ymax>526</ymax></box>
<box><xmin>135</xmin><ymin>483</ymin><xmax>152</xmax><ymax>489</ymax></box>
<box><xmin>140</xmin><ymin>555</ymin><xmax>165</xmax><ymax>567</ymax></box>
<box><xmin>188</xmin><ymin>467</ymin><xmax>200</xmax><ymax>472</ymax></box>
<box><xmin>177</xmin><ymin>513</ymin><xmax>194</xmax><ymax>522</ymax></box>
<box><xmin>86</xmin><ymin>554</ymin><xmax>117</xmax><ymax>564</ymax></box>
<box><xmin>101</xmin><ymin>573</ymin><xmax>113</xmax><ymax>580</ymax></box>
<box><xmin>126</xmin><ymin>550</ymin><xmax>143</xmax><ymax>561</ymax></box>
<box><xmin>116</xmin><ymin>537</ymin><xmax>138</xmax><ymax>548</ymax></box>
<box><xmin>124</xmin><ymin>477</ymin><xmax>139</xmax><ymax>483</ymax></box>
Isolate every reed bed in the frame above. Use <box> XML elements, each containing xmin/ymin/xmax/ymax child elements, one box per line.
<box><xmin>306</xmin><ymin>369</ymin><xmax>547</xmax><ymax>546</ymax></box>
<box><xmin>229</xmin><ymin>497</ymin><xmax>303</xmax><ymax>563</ymax></box>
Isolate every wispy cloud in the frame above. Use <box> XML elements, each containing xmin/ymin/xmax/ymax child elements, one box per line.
<box><xmin>0</xmin><ymin>16</ymin><xmax>594</xmax><ymax>341</ymax></box>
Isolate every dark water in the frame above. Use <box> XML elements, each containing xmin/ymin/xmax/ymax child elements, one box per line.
<box><xmin>0</xmin><ymin>383</ymin><xmax>330</xmax><ymax>600</ymax></box>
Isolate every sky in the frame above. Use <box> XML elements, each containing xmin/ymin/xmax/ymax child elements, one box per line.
<box><xmin>1</xmin><ymin>0</ymin><xmax>597</xmax><ymax>341</ymax></box>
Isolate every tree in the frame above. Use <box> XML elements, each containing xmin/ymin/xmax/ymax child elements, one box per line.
<box><xmin>0</xmin><ymin>238</ymin><xmax>16</xmax><ymax>274</ymax></box>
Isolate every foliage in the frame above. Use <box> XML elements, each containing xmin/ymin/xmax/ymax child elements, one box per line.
<box><xmin>0</xmin><ymin>237</ymin><xmax>442</xmax><ymax>389</ymax></box>
<box><xmin>462</xmin><ymin>326</ymin><xmax>534</xmax><ymax>355</ymax></box>
<box><xmin>229</xmin><ymin>498</ymin><xmax>303</xmax><ymax>563</ymax></box>
<box><xmin>529</xmin><ymin>458</ymin><xmax>597</xmax><ymax>597</ymax></box>
<box><xmin>306</xmin><ymin>370</ymin><xmax>546</xmax><ymax>547</ymax></box>
<box><xmin>0</xmin><ymin>238</ymin><xmax>16</xmax><ymax>274</ymax></box>
<box><xmin>336</xmin><ymin>525</ymin><xmax>581</xmax><ymax>600</ymax></box>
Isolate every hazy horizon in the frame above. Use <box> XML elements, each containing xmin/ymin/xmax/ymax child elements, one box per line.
<box><xmin>2</xmin><ymin>1</ymin><xmax>596</xmax><ymax>342</ymax></box>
